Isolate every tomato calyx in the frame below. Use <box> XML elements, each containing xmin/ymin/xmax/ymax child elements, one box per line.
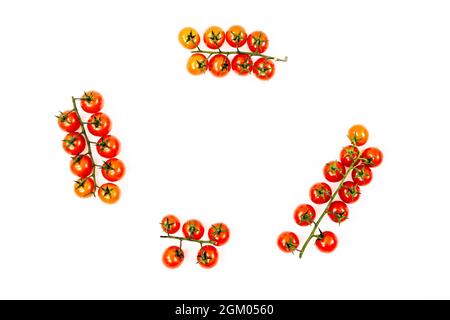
<box><xmin>161</xmin><ymin>217</ymin><xmax>177</xmax><ymax>234</ymax></box>
<box><xmin>185</xmin><ymin>30</ymin><xmax>198</xmax><ymax>46</ymax></box>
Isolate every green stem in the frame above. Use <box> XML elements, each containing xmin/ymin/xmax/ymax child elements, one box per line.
<box><xmin>160</xmin><ymin>234</ymin><xmax>216</xmax><ymax>246</ymax></box>
<box><xmin>192</xmin><ymin>49</ymin><xmax>288</xmax><ymax>62</ymax></box>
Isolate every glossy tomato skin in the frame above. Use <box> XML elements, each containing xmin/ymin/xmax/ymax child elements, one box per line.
<box><xmin>70</xmin><ymin>154</ymin><xmax>93</xmax><ymax>178</ymax></box>
<box><xmin>204</xmin><ymin>26</ymin><xmax>225</xmax><ymax>49</ymax></box>
<box><xmin>208</xmin><ymin>54</ymin><xmax>231</xmax><ymax>77</ymax></box>
<box><xmin>348</xmin><ymin>124</ymin><xmax>369</xmax><ymax>146</ymax></box>
<box><xmin>74</xmin><ymin>177</ymin><xmax>94</xmax><ymax>198</ymax></box>
<box><xmin>231</xmin><ymin>54</ymin><xmax>253</xmax><ymax>75</ymax></box>
<box><xmin>225</xmin><ymin>25</ymin><xmax>247</xmax><ymax>48</ymax></box>
<box><xmin>96</xmin><ymin>135</ymin><xmax>121</xmax><ymax>158</ymax></box>
<box><xmin>247</xmin><ymin>31</ymin><xmax>269</xmax><ymax>53</ymax></box>
<box><xmin>101</xmin><ymin>158</ymin><xmax>125</xmax><ymax>182</ymax></box>
<box><xmin>162</xmin><ymin>246</ymin><xmax>184</xmax><ymax>268</ymax></box>
<box><xmin>352</xmin><ymin>164</ymin><xmax>373</xmax><ymax>186</ymax></box>
<box><xmin>323</xmin><ymin>161</ymin><xmax>346</xmax><ymax>183</ymax></box>
<box><xmin>186</xmin><ymin>53</ymin><xmax>208</xmax><ymax>75</ymax></box>
<box><xmin>327</xmin><ymin>201</ymin><xmax>349</xmax><ymax>224</ymax></box>
<box><xmin>309</xmin><ymin>182</ymin><xmax>332</xmax><ymax>204</ymax></box>
<box><xmin>62</xmin><ymin>132</ymin><xmax>86</xmax><ymax>155</ymax></box>
<box><xmin>338</xmin><ymin>181</ymin><xmax>361</xmax><ymax>204</ymax></box>
<box><xmin>80</xmin><ymin>90</ymin><xmax>104</xmax><ymax>113</ymax></box>
<box><xmin>253</xmin><ymin>58</ymin><xmax>275</xmax><ymax>80</ymax></box>
<box><xmin>361</xmin><ymin>147</ymin><xmax>383</xmax><ymax>167</ymax></box>
<box><xmin>161</xmin><ymin>215</ymin><xmax>181</xmax><ymax>234</ymax></box>
<box><xmin>57</xmin><ymin>110</ymin><xmax>80</xmax><ymax>132</ymax></box>
<box><xmin>87</xmin><ymin>112</ymin><xmax>112</xmax><ymax>137</ymax></box>
<box><xmin>98</xmin><ymin>183</ymin><xmax>120</xmax><ymax>204</ymax></box>
<box><xmin>178</xmin><ymin>27</ymin><xmax>200</xmax><ymax>49</ymax></box>
<box><xmin>182</xmin><ymin>219</ymin><xmax>204</xmax><ymax>240</ymax></box>
<box><xmin>197</xmin><ymin>245</ymin><xmax>219</xmax><ymax>269</ymax></box>
<box><xmin>208</xmin><ymin>223</ymin><xmax>230</xmax><ymax>246</ymax></box>
<box><xmin>315</xmin><ymin>231</ymin><xmax>338</xmax><ymax>253</ymax></box>
<box><xmin>293</xmin><ymin>204</ymin><xmax>316</xmax><ymax>226</ymax></box>
<box><xmin>277</xmin><ymin>231</ymin><xmax>300</xmax><ymax>253</ymax></box>
<box><xmin>340</xmin><ymin>145</ymin><xmax>360</xmax><ymax>167</ymax></box>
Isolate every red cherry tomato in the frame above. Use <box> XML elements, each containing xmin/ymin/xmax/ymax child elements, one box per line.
<box><xmin>62</xmin><ymin>132</ymin><xmax>86</xmax><ymax>156</ymax></box>
<box><xmin>340</xmin><ymin>145</ymin><xmax>360</xmax><ymax>167</ymax></box>
<box><xmin>204</xmin><ymin>26</ymin><xmax>225</xmax><ymax>49</ymax></box>
<box><xmin>182</xmin><ymin>219</ymin><xmax>204</xmax><ymax>240</ymax></box>
<box><xmin>247</xmin><ymin>31</ymin><xmax>269</xmax><ymax>53</ymax></box>
<box><xmin>361</xmin><ymin>147</ymin><xmax>383</xmax><ymax>167</ymax></box>
<box><xmin>162</xmin><ymin>246</ymin><xmax>184</xmax><ymax>268</ymax></box>
<box><xmin>98</xmin><ymin>183</ymin><xmax>120</xmax><ymax>204</ymax></box>
<box><xmin>231</xmin><ymin>54</ymin><xmax>253</xmax><ymax>75</ymax></box>
<box><xmin>293</xmin><ymin>204</ymin><xmax>316</xmax><ymax>226</ymax></box>
<box><xmin>338</xmin><ymin>181</ymin><xmax>361</xmax><ymax>204</ymax></box>
<box><xmin>96</xmin><ymin>135</ymin><xmax>121</xmax><ymax>158</ymax></box>
<box><xmin>80</xmin><ymin>90</ymin><xmax>104</xmax><ymax>113</ymax></box>
<box><xmin>315</xmin><ymin>231</ymin><xmax>338</xmax><ymax>253</ymax></box>
<box><xmin>348</xmin><ymin>124</ymin><xmax>369</xmax><ymax>146</ymax></box>
<box><xmin>70</xmin><ymin>154</ymin><xmax>93</xmax><ymax>178</ymax></box>
<box><xmin>309</xmin><ymin>182</ymin><xmax>332</xmax><ymax>204</ymax></box>
<box><xmin>161</xmin><ymin>215</ymin><xmax>181</xmax><ymax>234</ymax></box>
<box><xmin>208</xmin><ymin>54</ymin><xmax>231</xmax><ymax>77</ymax></box>
<box><xmin>57</xmin><ymin>110</ymin><xmax>80</xmax><ymax>132</ymax></box>
<box><xmin>208</xmin><ymin>223</ymin><xmax>230</xmax><ymax>246</ymax></box>
<box><xmin>225</xmin><ymin>25</ymin><xmax>247</xmax><ymax>48</ymax></box>
<box><xmin>87</xmin><ymin>112</ymin><xmax>112</xmax><ymax>137</ymax></box>
<box><xmin>352</xmin><ymin>164</ymin><xmax>373</xmax><ymax>186</ymax></box>
<box><xmin>74</xmin><ymin>177</ymin><xmax>94</xmax><ymax>198</ymax></box>
<box><xmin>327</xmin><ymin>201</ymin><xmax>349</xmax><ymax>224</ymax></box>
<box><xmin>323</xmin><ymin>160</ymin><xmax>346</xmax><ymax>183</ymax></box>
<box><xmin>253</xmin><ymin>58</ymin><xmax>275</xmax><ymax>80</ymax></box>
<box><xmin>101</xmin><ymin>158</ymin><xmax>125</xmax><ymax>182</ymax></box>
<box><xmin>277</xmin><ymin>231</ymin><xmax>300</xmax><ymax>253</ymax></box>
<box><xmin>197</xmin><ymin>245</ymin><xmax>219</xmax><ymax>269</ymax></box>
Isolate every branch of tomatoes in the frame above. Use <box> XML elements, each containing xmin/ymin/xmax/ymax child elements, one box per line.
<box><xmin>56</xmin><ymin>91</ymin><xmax>125</xmax><ymax>204</ymax></box>
<box><xmin>179</xmin><ymin>26</ymin><xmax>287</xmax><ymax>80</ymax></box>
<box><xmin>277</xmin><ymin>125</ymin><xmax>383</xmax><ymax>259</ymax></box>
<box><xmin>160</xmin><ymin>215</ymin><xmax>230</xmax><ymax>269</ymax></box>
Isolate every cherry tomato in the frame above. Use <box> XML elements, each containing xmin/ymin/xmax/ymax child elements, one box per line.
<box><xmin>247</xmin><ymin>31</ymin><xmax>269</xmax><ymax>53</ymax></box>
<box><xmin>204</xmin><ymin>26</ymin><xmax>225</xmax><ymax>49</ymax></box>
<box><xmin>101</xmin><ymin>158</ymin><xmax>125</xmax><ymax>182</ymax></box>
<box><xmin>323</xmin><ymin>160</ymin><xmax>346</xmax><ymax>183</ymax></box>
<box><xmin>225</xmin><ymin>25</ymin><xmax>247</xmax><ymax>48</ymax></box>
<box><xmin>293</xmin><ymin>204</ymin><xmax>316</xmax><ymax>226</ymax></box>
<box><xmin>80</xmin><ymin>90</ymin><xmax>104</xmax><ymax>113</ymax></box>
<box><xmin>162</xmin><ymin>246</ymin><xmax>184</xmax><ymax>269</ymax></box>
<box><xmin>309</xmin><ymin>182</ymin><xmax>332</xmax><ymax>204</ymax></box>
<box><xmin>161</xmin><ymin>215</ymin><xmax>181</xmax><ymax>234</ymax></box>
<box><xmin>208</xmin><ymin>54</ymin><xmax>231</xmax><ymax>78</ymax></box>
<box><xmin>338</xmin><ymin>181</ymin><xmax>361</xmax><ymax>204</ymax></box>
<box><xmin>348</xmin><ymin>124</ymin><xmax>369</xmax><ymax>146</ymax></box>
<box><xmin>327</xmin><ymin>201</ymin><xmax>349</xmax><ymax>224</ymax></box>
<box><xmin>277</xmin><ymin>231</ymin><xmax>300</xmax><ymax>253</ymax></box>
<box><xmin>57</xmin><ymin>110</ymin><xmax>80</xmax><ymax>132</ymax></box>
<box><xmin>186</xmin><ymin>53</ymin><xmax>208</xmax><ymax>75</ymax></box>
<box><xmin>96</xmin><ymin>135</ymin><xmax>121</xmax><ymax>158</ymax></box>
<box><xmin>87</xmin><ymin>112</ymin><xmax>112</xmax><ymax>137</ymax></box>
<box><xmin>178</xmin><ymin>27</ymin><xmax>200</xmax><ymax>49</ymax></box>
<box><xmin>62</xmin><ymin>132</ymin><xmax>86</xmax><ymax>155</ymax></box>
<box><xmin>361</xmin><ymin>147</ymin><xmax>383</xmax><ymax>167</ymax></box>
<box><xmin>208</xmin><ymin>223</ymin><xmax>230</xmax><ymax>246</ymax></box>
<box><xmin>253</xmin><ymin>58</ymin><xmax>275</xmax><ymax>80</ymax></box>
<box><xmin>197</xmin><ymin>245</ymin><xmax>219</xmax><ymax>269</ymax></box>
<box><xmin>315</xmin><ymin>231</ymin><xmax>338</xmax><ymax>253</ymax></box>
<box><xmin>231</xmin><ymin>54</ymin><xmax>253</xmax><ymax>75</ymax></box>
<box><xmin>352</xmin><ymin>164</ymin><xmax>373</xmax><ymax>186</ymax></box>
<box><xmin>70</xmin><ymin>154</ymin><xmax>93</xmax><ymax>178</ymax></box>
<box><xmin>182</xmin><ymin>219</ymin><xmax>204</xmax><ymax>240</ymax></box>
<box><xmin>98</xmin><ymin>183</ymin><xmax>120</xmax><ymax>204</ymax></box>
<box><xmin>74</xmin><ymin>177</ymin><xmax>94</xmax><ymax>198</ymax></box>
<box><xmin>340</xmin><ymin>145</ymin><xmax>360</xmax><ymax>167</ymax></box>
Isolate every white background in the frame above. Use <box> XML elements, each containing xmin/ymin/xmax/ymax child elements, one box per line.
<box><xmin>0</xmin><ymin>0</ymin><xmax>449</xmax><ymax>299</ymax></box>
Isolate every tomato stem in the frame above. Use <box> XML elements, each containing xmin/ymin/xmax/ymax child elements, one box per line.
<box><xmin>160</xmin><ymin>234</ymin><xmax>216</xmax><ymax>245</ymax></box>
<box><xmin>191</xmin><ymin>49</ymin><xmax>288</xmax><ymax>62</ymax></box>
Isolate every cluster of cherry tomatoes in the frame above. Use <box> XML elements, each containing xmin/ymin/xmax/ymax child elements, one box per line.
<box><xmin>179</xmin><ymin>25</ymin><xmax>286</xmax><ymax>80</ymax></box>
<box><xmin>161</xmin><ymin>215</ymin><xmax>230</xmax><ymax>269</ymax></box>
<box><xmin>278</xmin><ymin>124</ymin><xmax>383</xmax><ymax>257</ymax></box>
<box><xmin>57</xmin><ymin>91</ymin><xmax>125</xmax><ymax>204</ymax></box>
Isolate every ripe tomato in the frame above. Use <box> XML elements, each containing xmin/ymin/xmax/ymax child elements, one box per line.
<box><xmin>247</xmin><ymin>31</ymin><xmax>269</xmax><ymax>53</ymax></box>
<box><xmin>101</xmin><ymin>158</ymin><xmax>125</xmax><ymax>182</ymax></box>
<box><xmin>178</xmin><ymin>27</ymin><xmax>200</xmax><ymax>49</ymax></box>
<box><xmin>74</xmin><ymin>177</ymin><xmax>94</xmax><ymax>198</ymax></box>
<box><xmin>70</xmin><ymin>154</ymin><xmax>93</xmax><ymax>178</ymax></box>
<box><xmin>80</xmin><ymin>90</ymin><xmax>104</xmax><ymax>113</ymax></box>
<box><xmin>338</xmin><ymin>181</ymin><xmax>361</xmax><ymax>204</ymax></box>
<box><xmin>327</xmin><ymin>201</ymin><xmax>349</xmax><ymax>224</ymax></box>
<box><xmin>186</xmin><ymin>53</ymin><xmax>208</xmax><ymax>75</ymax></box>
<box><xmin>208</xmin><ymin>223</ymin><xmax>230</xmax><ymax>246</ymax></box>
<box><xmin>197</xmin><ymin>245</ymin><xmax>219</xmax><ymax>269</ymax></box>
<box><xmin>96</xmin><ymin>135</ymin><xmax>121</xmax><ymax>158</ymax></box>
<box><xmin>348</xmin><ymin>124</ymin><xmax>369</xmax><ymax>146</ymax></box>
<box><xmin>352</xmin><ymin>164</ymin><xmax>373</xmax><ymax>186</ymax></box>
<box><xmin>162</xmin><ymin>246</ymin><xmax>184</xmax><ymax>269</ymax></box>
<box><xmin>309</xmin><ymin>182</ymin><xmax>332</xmax><ymax>204</ymax></box>
<box><xmin>293</xmin><ymin>204</ymin><xmax>316</xmax><ymax>226</ymax></box>
<box><xmin>182</xmin><ymin>219</ymin><xmax>204</xmax><ymax>240</ymax></box>
<box><xmin>57</xmin><ymin>110</ymin><xmax>80</xmax><ymax>132</ymax></box>
<box><xmin>87</xmin><ymin>113</ymin><xmax>112</xmax><ymax>137</ymax></box>
<box><xmin>361</xmin><ymin>147</ymin><xmax>383</xmax><ymax>167</ymax></box>
<box><xmin>323</xmin><ymin>160</ymin><xmax>346</xmax><ymax>183</ymax></box>
<box><xmin>62</xmin><ymin>132</ymin><xmax>86</xmax><ymax>155</ymax></box>
<box><xmin>253</xmin><ymin>58</ymin><xmax>275</xmax><ymax>80</ymax></box>
<box><xmin>315</xmin><ymin>231</ymin><xmax>338</xmax><ymax>253</ymax></box>
<box><xmin>231</xmin><ymin>54</ymin><xmax>253</xmax><ymax>75</ymax></box>
<box><xmin>208</xmin><ymin>54</ymin><xmax>231</xmax><ymax>77</ymax></box>
<box><xmin>340</xmin><ymin>145</ymin><xmax>360</xmax><ymax>167</ymax></box>
<box><xmin>225</xmin><ymin>25</ymin><xmax>247</xmax><ymax>48</ymax></box>
<box><xmin>98</xmin><ymin>183</ymin><xmax>120</xmax><ymax>204</ymax></box>
<box><xmin>277</xmin><ymin>231</ymin><xmax>300</xmax><ymax>253</ymax></box>
<box><xmin>204</xmin><ymin>26</ymin><xmax>225</xmax><ymax>49</ymax></box>
<box><xmin>161</xmin><ymin>215</ymin><xmax>181</xmax><ymax>234</ymax></box>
